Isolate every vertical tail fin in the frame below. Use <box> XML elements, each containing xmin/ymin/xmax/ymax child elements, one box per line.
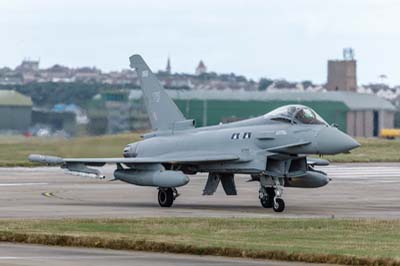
<box><xmin>129</xmin><ymin>54</ymin><xmax>186</xmax><ymax>131</ymax></box>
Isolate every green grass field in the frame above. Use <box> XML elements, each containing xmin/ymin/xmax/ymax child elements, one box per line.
<box><xmin>0</xmin><ymin>134</ymin><xmax>399</xmax><ymax>166</ymax></box>
<box><xmin>0</xmin><ymin>133</ymin><xmax>141</xmax><ymax>167</ymax></box>
<box><xmin>0</xmin><ymin>218</ymin><xmax>399</xmax><ymax>265</ymax></box>
<box><xmin>325</xmin><ymin>138</ymin><xmax>400</xmax><ymax>163</ymax></box>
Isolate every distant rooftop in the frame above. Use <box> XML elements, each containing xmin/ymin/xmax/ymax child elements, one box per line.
<box><xmin>0</xmin><ymin>90</ymin><xmax>32</xmax><ymax>106</ymax></box>
<box><xmin>129</xmin><ymin>89</ymin><xmax>395</xmax><ymax>111</ymax></box>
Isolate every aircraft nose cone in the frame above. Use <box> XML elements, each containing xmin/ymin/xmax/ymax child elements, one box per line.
<box><xmin>316</xmin><ymin>127</ymin><xmax>360</xmax><ymax>154</ymax></box>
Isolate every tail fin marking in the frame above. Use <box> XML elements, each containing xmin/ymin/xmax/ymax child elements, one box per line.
<box><xmin>129</xmin><ymin>54</ymin><xmax>187</xmax><ymax>131</ymax></box>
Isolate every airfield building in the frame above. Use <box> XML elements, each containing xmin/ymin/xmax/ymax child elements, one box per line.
<box><xmin>327</xmin><ymin>60</ymin><xmax>357</xmax><ymax>92</ymax></box>
<box><xmin>88</xmin><ymin>90</ymin><xmax>149</xmax><ymax>135</ymax></box>
<box><xmin>326</xmin><ymin>48</ymin><xmax>358</xmax><ymax>92</ymax></box>
<box><xmin>0</xmin><ymin>90</ymin><xmax>32</xmax><ymax>132</ymax></box>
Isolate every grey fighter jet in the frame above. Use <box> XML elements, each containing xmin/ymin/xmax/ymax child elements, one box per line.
<box><xmin>29</xmin><ymin>54</ymin><xmax>360</xmax><ymax>212</ymax></box>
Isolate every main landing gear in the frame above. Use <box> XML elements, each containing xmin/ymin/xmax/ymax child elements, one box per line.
<box><xmin>259</xmin><ymin>176</ymin><xmax>285</xmax><ymax>212</ymax></box>
<box><xmin>158</xmin><ymin>187</ymin><xmax>179</xmax><ymax>207</ymax></box>
<box><xmin>260</xmin><ymin>187</ymin><xmax>274</xmax><ymax>208</ymax></box>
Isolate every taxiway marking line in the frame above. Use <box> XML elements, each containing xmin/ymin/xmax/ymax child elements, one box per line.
<box><xmin>41</xmin><ymin>192</ymin><xmax>55</xmax><ymax>198</ymax></box>
<box><xmin>0</xmin><ymin>183</ymin><xmax>48</xmax><ymax>187</ymax></box>
<box><xmin>41</xmin><ymin>191</ymin><xmax>84</xmax><ymax>201</ymax></box>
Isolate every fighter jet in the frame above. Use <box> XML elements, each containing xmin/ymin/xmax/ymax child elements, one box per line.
<box><xmin>29</xmin><ymin>54</ymin><xmax>360</xmax><ymax>212</ymax></box>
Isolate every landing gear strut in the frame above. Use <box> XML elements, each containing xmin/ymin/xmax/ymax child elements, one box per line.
<box><xmin>158</xmin><ymin>188</ymin><xmax>178</xmax><ymax>207</ymax></box>
<box><xmin>259</xmin><ymin>187</ymin><xmax>274</xmax><ymax>208</ymax></box>
<box><xmin>259</xmin><ymin>176</ymin><xmax>286</xmax><ymax>212</ymax></box>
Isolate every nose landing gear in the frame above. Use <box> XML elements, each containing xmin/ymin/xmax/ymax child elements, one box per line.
<box><xmin>273</xmin><ymin>198</ymin><xmax>285</xmax><ymax>212</ymax></box>
<box><xmin>259</xmin><ymin>176</ymin><xmax>286</xmax><ymax>212</ymax></box>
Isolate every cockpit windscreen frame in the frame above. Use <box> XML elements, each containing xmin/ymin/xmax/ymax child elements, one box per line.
<box><xmin>264</xmin><ymin>105</ymin><xmax>328</xmax><ymax>125</ymax></box>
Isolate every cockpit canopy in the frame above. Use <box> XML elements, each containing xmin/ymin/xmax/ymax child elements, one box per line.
<box><xmin>264</xmin><ymin>105</ymin><xmax>328</xmax><ymax>125</ymax></box>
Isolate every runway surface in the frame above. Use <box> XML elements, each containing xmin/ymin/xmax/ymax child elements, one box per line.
<box><xmin>0</xmin><ymin>163</ymin><xmax>399</xmax><ymax>219</ymax></box>
<box><xmin>0</xmin><ymin>243</ymin><xmax>333</xmax><ymax>266</ymax></box>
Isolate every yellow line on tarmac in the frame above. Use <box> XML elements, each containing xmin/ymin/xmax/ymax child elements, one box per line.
<box><xmin>41</xmin><ymin>192</ymin><xmax>55</xmax><ymax>198</ymax></box>
<box><xmin>41</xmin><ymin>191</ymin><xmax>79</xmax><ymax>201</ymax></box>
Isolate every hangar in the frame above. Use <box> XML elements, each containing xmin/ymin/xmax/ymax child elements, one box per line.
<box><xmin>129</xmin><ymin>90</ymin><xmax>395</xmax><ymax>138</ymax></box>
<box><xmin>0</xmin><ymin>90</ymin><xmax>32</xmax><ymax>132</ymax></box>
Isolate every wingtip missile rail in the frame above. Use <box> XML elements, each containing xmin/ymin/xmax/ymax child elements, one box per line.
<box><xmin>28</xmin><ymin>154</ymin><xmax>64</xmax><ymax>165</ymax></box>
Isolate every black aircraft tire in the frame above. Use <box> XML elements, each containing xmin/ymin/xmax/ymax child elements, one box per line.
<box><xmin>158</xmin><ymin>188</ymin><xmax>174</xmax><ymax>207</ymax></box>
<box><xmin>260</xmin><ymin>197</ymin><xmax>273</xmax><ymax>208</ymax></box>
<box><xmin>273</xmin><ymin>198</ymin><xmax>285</xmax><ymax>212</ymax></box>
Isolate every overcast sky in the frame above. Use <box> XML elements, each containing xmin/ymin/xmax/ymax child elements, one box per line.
<box><xmin>2</xmin><ymin>0</ymin><xmax>400</xmax><ymax>85</ymax></box>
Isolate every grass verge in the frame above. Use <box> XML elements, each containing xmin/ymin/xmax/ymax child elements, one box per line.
<box><xmin>0</xmin><ymin>218</ymin><xmax>399</xmax><ymax>265</ymax></box>
<box><xmin>0</xmin><ymin>134</ymin><xmax>399</xmax><ymax>166</ymax></box>
<box><xmin>325</xmin><ymin>138</ymin><xmax>400</xmax><ymax>162</ymax></box>
<box><xmin>0</xmin><ymin>133</ymin><xmax>141</xmax><ymax>167</ymax></box>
